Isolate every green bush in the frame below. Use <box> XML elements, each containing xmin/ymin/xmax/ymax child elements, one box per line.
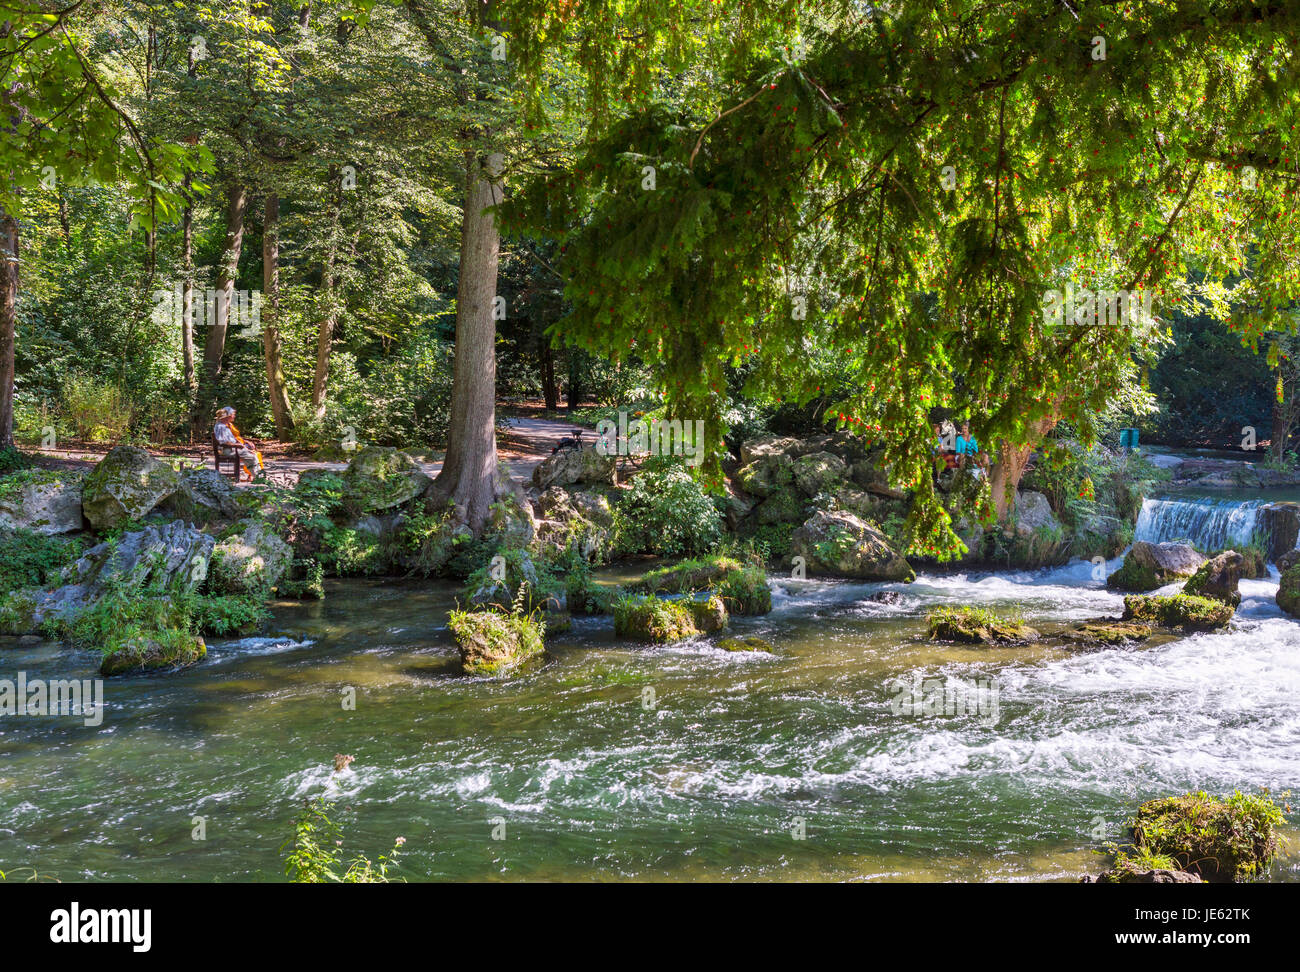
<box><xmin>1129</xmin><ymin>790</ymin><xmax>1288</xmax><ymax>882</ymax></box>
<box><xmin>613</xmin><ymin>463</ymin><xmax>723</xmax><ymax>557</ymax></box>
<box><xmin>0</xmin><ymin>529</ymin><xmax>88</xmax><ymax>598</ymax></box>
<box><xmin>61</xmin><ymin>373</ymin><xmax>133</xmax><ymax>443</ymax></box>
<box><xmin>282</xmin><ymin>797</ymin><xmax>405</xmax><ymax>884</ymax></box>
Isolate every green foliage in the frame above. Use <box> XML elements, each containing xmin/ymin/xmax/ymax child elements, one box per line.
<box><xmin>926</xmin><ymin>605</ymin><xmax>1032</xmax><ymax>644</ymax></box>
<box><xmin>714</xmin><ymin>565</ymin><xmax>772</xmax><ymax>615</ymax></box>
<box><xmin>1121</xmin><ymin>593</ymin><xmax>1235</xmax><ymax>632</ymax></box>
<box><xmin>0</xmin><ymin>448</ymin><xmax>32</xmax><ymax>475</ymax></box>
<box><xmin>613</xmin><ymin>464</ymin><xmax>723</xmax><ymax>557</ymax></box>
<box><xmin>612</xmin><ymin>593</ymin><xmax>699</xmax><ymax>643</ymax></box>
<box><xmin>0</xmin><ymin>529</ymin><xmax>88</xmax><ymax>598</ymax></box>
<box><xmin>447</xmin><ymin>605</ymin><xmax>546</xmax><ymax>676</ymax></box>
<box><xmin>1129</xmin><ymin>790</ymin><xmax>1289</xmax><ymax>882</ymax></box>
<box><xmin>281</xmin><ymin>797</ymin><xmax>405</xmax><ymax>884</ymax></box>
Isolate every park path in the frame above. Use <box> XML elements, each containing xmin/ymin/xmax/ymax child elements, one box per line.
<box><xmin>30</xmin><ymin>415</ymin><xmax>590</xmax><ymax>487</ymax></box>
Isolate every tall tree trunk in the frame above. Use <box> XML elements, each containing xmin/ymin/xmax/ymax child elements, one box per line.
<box><xmin>540</xmin><ymin>339</ymin><xmax>558</xmax><ymax>411</ymax></box>
<box><xmin>262</xmin><ymin>193</ymin><xmax>294</xmax><ymax>438</ymax></box>
<box><xmin>191</xmin><ymin>182</ymin><xmax>247</xmax><ymax>436</ymax></box>
<box><xmin>311</xmin><ymin>175</ymin><xmax>342</xmax><ymax>422</ymax></box>
<box><xmin>181</xmin><ymin>174</ymin><xmax>196</xmax><ymax>400</ymax></box>
<box><xmin>429</xmin><ymin>154</ymin><xmax>504</xmax><ymax>531</ymax></box>
<box><xmin>0</xmin><ymin>211</ymin><xmax>17</xmax><ymax>451</ymax></box>
<box><xmin>991</xmin><ymin>413</ymin><xmax>1060</xmax><ymax>521</ymax></box>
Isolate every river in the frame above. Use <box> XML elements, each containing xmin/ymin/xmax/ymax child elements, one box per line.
<box><xmin>2</xmin><ymin>495</ymin><xmax>1298</xmax><ymax>882</ymax></box>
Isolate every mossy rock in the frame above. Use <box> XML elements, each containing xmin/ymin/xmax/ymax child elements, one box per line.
<box><xmin>1121</xmin><ymin>593</ymin><xmax>1234</xmax><ymax>632</ymax></box>
<box><xmin>81</xmin><ymin>446</ymin><xmax>181</xmax><ymax>530</ymax></box>
<box><xmin>688</xmin><ymin>595</ymin><xmax>729</xmax><ymax>634</ymax></box>
<box><xmin>926</xmin><ymin>606</ymin><xmax>1038</xmax><ymax>644</ymax></box>
<box><xmin>714</xmin><ymin>565</ymin><xmax>773</xmax><ymax>615</ymax></box>
<box><xmin>0</xmin><ymin>469</ymin><xmax>85</xmax><ymax>535</ymax></box>
<box><xmin>1066</xmin><ymin>620</ymin><xmax>1152</xmax><ymax>646</ymax></box>
<box><xmin>210</xmin><ymin>519</ymin><xmax>293</xmax><ymax>596</ymax></box>
<box><xmin>1104</xmin><ymin>556</ymin><xmax>1161</xmax><ymax>593</ymax></box>
<box><xmin>340</xmin><ymin>446</ymin><xmax>432</xmax><ymax>514</ymax></box>
<box><xmin>612</xmin><ymin>594</ymin><xmax>699</xmax><ymax>643</ymax></box>
<box><xmin>734</xmin><ymin>453</ymin><xmax>794</xmax><ymax>498</ymax></box>
<box><xmin>1129</xmin><ymin>791</ymin><xmax>1287</xmax><ymax>882</ymax></box>
<box><xmin>448</xmin><ymin>608</ymin><xmax>545</xmax><ymax>676</ymax></box>
<box><xmin>1277</xmin><ymin>564</ymin><xmax>1300</xmax><ymax>617</ymax></box>
<box><xmin>716</xmin><ymin>636</ymin><xmax>775</xmax><ymax>653</ymax></box>
<box><xmin>632</xmin><ymin>555</ymin><xmax>745</xmax><ymax>595</ymax></box>
<box><xmin>791</xmin><ymin>451</ymin><xmax>848</xmax><ymax>496</ymax></box>
<box><xmin>100</xmin><ymin>631</ymin><xmax>206</xmax><ymax>676</ymax></box>
<box><xmin>1181</xmin><ymin>550</ymin><xmax>1244</xmax><ymax>607</ymax></box>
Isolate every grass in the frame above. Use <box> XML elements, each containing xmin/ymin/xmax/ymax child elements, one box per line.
<box><xmin>1121</xmin><ymin>593</ymin><xmax>1234</xmax><ymax>631</ymax></box>
<box><xmin>612</xmin><ymin>594</ymin><xmax>699</xmax><ymax>643</ymax></box>
<box><xmin>926</xmin><ymin>605</ymin><xmax>1034</xmax><ymax>644</ymax></box>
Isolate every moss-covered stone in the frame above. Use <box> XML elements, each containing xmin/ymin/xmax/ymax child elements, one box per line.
<box><xmin>1066</xmin><ymin>620</ymin><xmax>1152</xmax><ymax>646</ymax></box>
<box><xmin>716</xmin><ymin>636</ymin><xmax>775</xmax><ymax>653</ymax></box>
<box><xmin>1181</xmin><ymin>550</ymin><xmax>1244</xmax><ymax>607</ymax></box>
<box><xmin>210</xmin><ymin>519</ymin><xmax>293</xmax><ymax>596</ymax></box>
<box><xmin>447</xmin><ymin>608</ymin><xmax>545</xmax><ymax>676</ymax></box>
<box><xmin>754</xmin><ymin>486</ymin><xmax>805</xmax><ymax>525</ymax></box>
<box><xmin>926</xmin><ymin>605</ymin><xmax>1038</xmax><ymax>644</ymax></box>
<box><xmin>340</xmin><ymin>446</ymin><xmax>432</xmax><ymax>514</ymax></box>
<box><xmin>790</xmin><ymin>510</ymin><xmax>914</xmax><ymax>581</ymax></box>
<box><xmin>1121</xmin><ymin>593</ymin><xmax>1234</xmax><ymax>632</ymax></box>
<box><xmin>688</xmin><ymin>595</ymin><xmax>729</xmax><ymax>634</ymax></box>
<box><xmin>0</xmin><ymin>469</ymin><xmax>85</xmax><ymax>534</ymax></box>
<box><xmin>612</xmin><ymin>594</ymin><xmax>699</xmax><ymax>643</ymax></box>
<box><xmin>633</xmin><ymin>556</ymin><xmax>745</xmax><ymax>595</ymax></box>
<box><xmin>1107</xmin><ymin>540</ymin><xmax>1205</xmax><ymax>591</ymax></box>
<box><xmin>714</xmin><ymin>565</ymin><xmax>773</xmax><ymax>615</ymax></box>
<box><xmin>1277</xmin><ymin>564</ymin><xmax>1300</xmax><ymax>618</ymax></box>
<box><xmin>81</xmin><ymin>446</ymin><xmax>180</xmax><ymax>530</ymax></box>
<box><xmin>734</xmin><ymin>453</ymin><xmax>794</xmax><ymax>498</ymax></box>
<box><xmin>100</xmin><ymin>631</ymin><xmax>206</xmax><ymax>676</ymax></box>
<box><xmin>1129</xmin><ymin>791</ymin><xmax>1287</xmax><ymax>882</ymax></box>
<box><xmin>1104</xmin><ymin>556</ymin><xmax>1161</xmax><ymax>593</ymax></box>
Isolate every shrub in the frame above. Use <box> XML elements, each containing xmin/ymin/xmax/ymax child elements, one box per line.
<box><xmin>1129</xmin><ymin>790</ymin><xmax>1288</xmax><ymax>882</ymax></box>
<box><xmin>0</xmin><ymin>529</ymin><xmax>89</xmax><ymax>598</ymax></box>
<box><xmin>282</xmin><ymin>797</ymin><xmax>405</xmax><ymax>884</ymax></box>
<box><xmin>715</xmin><ymin>565</ymin><xmax>772</xmax><ymax>615</ymax></box>
<box><xmin>61</xmin><ymin>374</ymin><xmax>133</xmax><ymax>443</ymax></box>
<box><xmin>613</xmin><ymin>464</ymin><xmax>723</xmax><ymax>557</ymax></box>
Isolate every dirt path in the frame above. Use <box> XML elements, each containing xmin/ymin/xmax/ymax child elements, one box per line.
<box><xmin>27</xmin><ymin>415</ymin><xmax>591</xmax><ymax>487</ymax></box>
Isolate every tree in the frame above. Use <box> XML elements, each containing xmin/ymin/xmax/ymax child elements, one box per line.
<box><xmin>509</xmin><ymin>0</ymin><xmax>1300</xmax><ymax>555</ymax></box>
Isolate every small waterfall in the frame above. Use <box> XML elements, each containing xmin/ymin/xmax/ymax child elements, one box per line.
<box><xmin>1133</xmin><ymin>496</ymin><xmax>1266</xmax><ymax>550</ymax></box>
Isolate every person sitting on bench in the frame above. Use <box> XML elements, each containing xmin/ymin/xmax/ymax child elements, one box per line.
<box><xmin>214</xmin><ymin>406</ymin><xmax>263</xmax><ymax>480</ymax></box>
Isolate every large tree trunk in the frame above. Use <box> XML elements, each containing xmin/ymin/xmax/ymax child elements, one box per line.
<box><xmin>991</xmin><ymin>414</ymin><xmax>1060</xmax><ymax>521</ymax></box>
<box><xmin>262</xmin><ymin>193</ymin><xmax>294</xmax><ymax>439</ymax></box>
<box><xmin>181</xmin><ymin>175</ymin><xmax>196</xmax><ymax>399</ymax></box>
<box><xmin>311</xmin><ymin>176</ymin><xmax>342</xmax><ymax>422</ymax></box>
<box><xmin>429</xmin><ymin>154</ymin><xmax>504</xmax><ymax>532</ymax></box>
<box><xmin>0</xmin><ymin>211</ymin><xmax>17</xmax><ymax>451</ymax></box>
<box><xmin>191</xmin><ymin>181</ymin><xmax>247</xmax><ymax>436</ymax></box>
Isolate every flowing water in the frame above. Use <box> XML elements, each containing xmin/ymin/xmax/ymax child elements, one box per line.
<box><xmin>3</xmin><ymin>514</ymin><xmax>1300</xmax><ymax>882</ymax></box>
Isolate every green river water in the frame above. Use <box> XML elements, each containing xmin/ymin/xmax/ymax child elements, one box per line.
<box><xmin>2</xmin><ymin>551</ymin><xmax>1299</xmax><ymax>882</ymax></box>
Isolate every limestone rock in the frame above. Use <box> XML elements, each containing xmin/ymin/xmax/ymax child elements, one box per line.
<box><xmin>790</xmin><ymin>510</ymin><xmax>914</xmax><ymax>581</ymax></box>
<box><xmin>81</xmin><ymin>446</ymin><xmax>180</xmax><ymax>530</ymax></box>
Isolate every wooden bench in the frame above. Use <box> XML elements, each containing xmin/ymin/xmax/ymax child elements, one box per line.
<box><xmin>212</xmin><ymin>434</ymin><xmax>241</xmax><ymax>480</ymax></box>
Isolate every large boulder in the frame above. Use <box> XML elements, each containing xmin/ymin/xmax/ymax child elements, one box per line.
<box><xmin>6</xmin><ymin>520</ymin><xmax>214</xmax><ymax>632</ymax></box>
<box><xmin>1260</xmin><ymin>502</ymin><xmax>1300</xmax><ymax>563</ymax></box>
<box><xmin>1107</xmin><ymin>541</ymin><xmax>1206</xmax><ymax>592</ymax></box>
<box><xmin>734</xmin><ymin>453</ymin><xmax>795</xmax><ymax>498</ymax></box>
<box><xmin>1181</xmin><ymin>550</ymin><xmax>1245</xmax><ymax>607</ymax></box>
<box><xmin>210</xmin><ymin>518</ymin><xmax>293</xmax><ymax>596</ymax></box>
<box><xmin>531</xmin><ymin>445</ymin><xmax>616</xmax><ymax>490</ymax></box>
<box><xmin>738</xmin><ymin>435</ymin><xmax>804</xmax><ymax>466</ymax></box>
<box><xmin>790</xmin><ymin>510</ymin><xmax>914</xmax><ymax>581</ymax></box>
<box><xmin>342</xmin><ymin>446</ymin><xmax>432</xmax><ymax>513</ymax></box>
<box><xmin>1277</xmin><ymin>565</ymin><xmax>1300</xmax><ymax>617</ymax></box>
<box><xmin>0</xmin><ymin>470</ymin><xmax>84</xmax><ymax>534</ymax></box>
<box><xmin>792</xmin><ymin>451</ymin><xmax>848</xmax><ymax>496</ymax></box>
<box><xmin>448</xmin><ymin>609</ymin><xmax>545</xmax><ymax>677</ymax></box>
<box><xmin>1011</xmin><ymin>490</ymin><xmax>1059</xmax><ymax>537</ymax></box>
<box><xmin>754</xmin><ymin>487</ymin><xmax>805</xmax><ymax>524</ymax></box>
<box><xmin>1121</xmin><ymin>593</ymin><xmax>1234</xmax><ymax>632</ymax></box>
<box><xmin>80</xmin><ymin>446</ymin><xmax>180</xmax><ymax>530</ymax></box>
<box><xmin>161</xmin><ymin>467</ymin><xmax>239</xmax><ymax>525</ymax></box>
